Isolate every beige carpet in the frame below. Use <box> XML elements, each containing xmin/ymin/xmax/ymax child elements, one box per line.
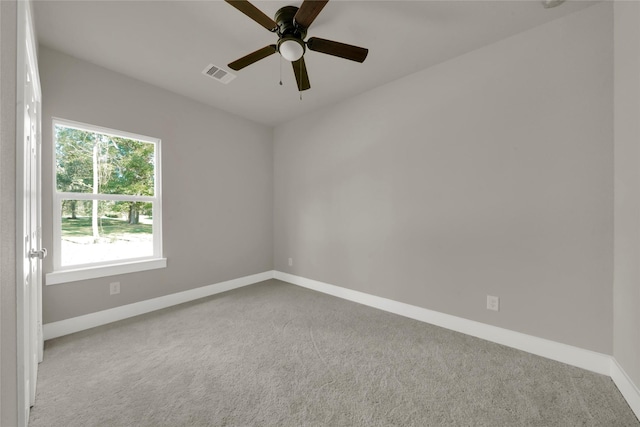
<box><xmin>29</xmin><ymin>279</ymin><xmax>639</xmax><ymax>426</ymax></box>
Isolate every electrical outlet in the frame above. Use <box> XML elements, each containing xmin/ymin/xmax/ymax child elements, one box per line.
<box><xmin>110</xmin><ymin>282</ymin><xmax>120</xmax><ymax>295</ymax></box>
<box><xmin>487</xmin><ymin>295</ymin><xmax>499</xmax><ymax>311</ymax></box>
<box><xmin>288</xmin><ymin>258</ymin><xmax>293</xmax><ymax>267</ymax></box>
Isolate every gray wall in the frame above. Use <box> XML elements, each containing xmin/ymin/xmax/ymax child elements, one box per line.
<box><xmin>1</xmin><ymin>0</ymin><xmax>18</xmax><ymax>424</ymax></box>
<box><xmin>613</xmin><ymin>1</ymin><xmax>640</xmax><ymax>390</ymax></box>
<box><xmin>39</xmin><ymin>47</ymin><xmax>274</xmax><ymax>323</ymax></box>
<box><xmin>274</xmin><ymin>3</ymin><xmax>614</xmax><ymax>354</ymax></box>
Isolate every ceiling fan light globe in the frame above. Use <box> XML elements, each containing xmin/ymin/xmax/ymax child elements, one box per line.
<box><xmin>279</xmin><ymin>39</ymin><xmax>305</xmax><ymax>62</ymax></box>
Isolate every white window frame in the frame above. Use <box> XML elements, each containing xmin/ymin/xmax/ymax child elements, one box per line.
<box><xmin>46</xmin><ymin>118</ymin><xmax>165</xmax><ymax>285</ymax></box>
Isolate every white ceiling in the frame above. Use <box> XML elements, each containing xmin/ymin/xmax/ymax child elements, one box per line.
<box><xmin>34</xmin><ymin>0</ymin><xmax>597</xmax><ymax>126</ymax></box>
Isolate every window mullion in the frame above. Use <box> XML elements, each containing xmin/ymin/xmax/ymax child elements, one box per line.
<box><xmin>56</xmin><ymin>192</ymin><xmax>156</xmax><ymax>203</ymax></box>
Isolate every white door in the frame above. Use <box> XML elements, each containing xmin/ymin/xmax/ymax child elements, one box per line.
<box><xmin>17</xmin><ymin>1</ymin><xmax>44</xmax><ymax>424</ymax></box>
<box><xmin>25</xmin><ymin>67</ymin><xmax>43</xmax><ymax>406</ymax></box>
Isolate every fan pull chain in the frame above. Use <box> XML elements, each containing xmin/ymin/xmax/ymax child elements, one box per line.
<box><xmin>279</xmin><ymin>56</ymin><xmax>283</xmax><ymax>86</ymax></box>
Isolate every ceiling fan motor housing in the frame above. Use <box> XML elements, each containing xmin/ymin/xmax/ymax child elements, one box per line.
<box><xmin>275</xmin><ymin>6</ymin><xmax>307</xmax><ymax>38</ymax></box>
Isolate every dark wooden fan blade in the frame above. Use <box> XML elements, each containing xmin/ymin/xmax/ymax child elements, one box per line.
<box><xmin>228</xmin><ymin>45</ymin><xmax>277</xmax><ymax>71</ymax></box>
<box><xmin>292</xmin><ymin>57</ymin><xmax>311</xmax><ymax>91</ymax></box>
<box><xmin>293</xmin><ymin>0</ymin><xmax>329</xmax><ymax>29</ymax></box>
<box><xmin>225</xmin><ymin>0</ymin><xmax>277</xmax><ymax>31</ymax></box>
<box><xmin>307</xmin><ymin>37</ymin><xmax>368</xmax><ymax>63</ymax></box>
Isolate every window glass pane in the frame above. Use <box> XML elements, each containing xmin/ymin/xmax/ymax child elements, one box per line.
<box><xmin>55</xmin><ymin>124</ymin><xmax>155</xmax><ymax>196</ymax></box>
<box><xmin>60</xmin><ymin>199</ymin><xmax>154</xmax><ymax>266</ymax></box>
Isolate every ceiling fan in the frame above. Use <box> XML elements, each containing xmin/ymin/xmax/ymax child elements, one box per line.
<box><xmin>225</xmin><ymin>0</ymin><xmax>369</xmax><ymax>92</ymax></box>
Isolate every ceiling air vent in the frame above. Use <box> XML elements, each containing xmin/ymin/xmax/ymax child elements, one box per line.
<box><xmin>202</xmin><ymin>64</ymin><xmax>236</xmax><ymax>84</ymax></box>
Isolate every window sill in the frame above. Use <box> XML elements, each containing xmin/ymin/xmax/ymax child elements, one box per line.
<box><xmin>46</xmin><ymin>258</ymin><xmax>167</xmax><ymax>285</ymax></box>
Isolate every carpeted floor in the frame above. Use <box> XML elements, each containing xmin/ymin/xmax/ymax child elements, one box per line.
<box><xmin>29</xmin><ymin>279</ymin><xmax>639</xmax><ymax>426</ymax></box>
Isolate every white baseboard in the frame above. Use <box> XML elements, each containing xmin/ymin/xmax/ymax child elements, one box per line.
<box><xmin>43</xmin><ymin>270</ymin><xmax>275</xmax><ymax>340</ymax></box>
<box><xmin>274</xmin><ymin>271</ymin><xmax>611</xmax><ymax>376</ymax></box>
<box><xmin>610</xmin><ymin>358</ymin><xmax>640</xmax><ymax>419</ymax></box>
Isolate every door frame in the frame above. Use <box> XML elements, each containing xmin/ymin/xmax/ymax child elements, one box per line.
<box><xmin>15</xmin><ymin>0</ymin><xmax>42</xmax><ymax>425</ymax></box>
